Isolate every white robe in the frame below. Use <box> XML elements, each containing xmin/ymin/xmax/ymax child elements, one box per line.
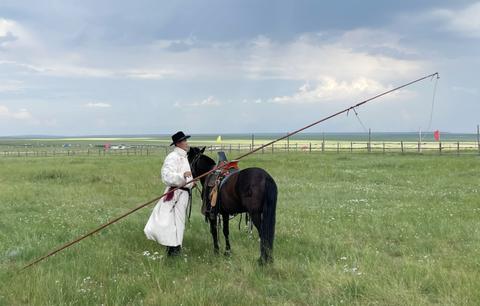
<box><xmin>144</xmin><ymin>147</ymin><xmax>193</xmax><ymax>247</ymax></box>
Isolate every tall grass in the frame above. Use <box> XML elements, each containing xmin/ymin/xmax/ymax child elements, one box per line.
<box><xmin>1</xmin><ymin>153</ymin><xmax>479</xmax><ymax>305</ymax></box>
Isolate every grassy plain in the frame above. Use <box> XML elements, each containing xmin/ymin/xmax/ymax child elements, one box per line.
<box><xmin>1</xmin><ymin>152</ymin><xmax>479</xmax><ymax>305</ymax></box>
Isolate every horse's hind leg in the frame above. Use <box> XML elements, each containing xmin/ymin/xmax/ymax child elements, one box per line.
<box><xmin>222</xmin><ymin>213</ymin><xmax>231</xmax><ymax>256</ymax></box>
<box><xmin>250</xmin><ymin>212</ymin><xmax>267</xmax><ymax>264</ymax></box>
<box><xmin>209</xmin><ymin>216</ymin><xmax>220</xmax><ymax>254</ymax></box>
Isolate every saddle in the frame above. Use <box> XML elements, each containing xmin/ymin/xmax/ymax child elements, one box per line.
<box><xmin>202</xmin><ymin>152</ymin><xmax>239</xmax><ymax>217</ymax></box>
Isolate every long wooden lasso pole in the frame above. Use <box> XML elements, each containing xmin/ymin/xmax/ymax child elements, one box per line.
<box><xmin>22</xmin><ymin>72</ymin><xmax>439</xmax><ymax>270</ymax></box>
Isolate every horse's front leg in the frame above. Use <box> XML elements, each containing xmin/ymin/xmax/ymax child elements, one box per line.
<box><xmin>222</xmin><ymin>213</ymin><xmax>231</xmax><ymax>256</ymax></box>
<box><xmin>209</xmin><ymin>215</ymin><xmax>220</xmax><ymax>254</ymax></box>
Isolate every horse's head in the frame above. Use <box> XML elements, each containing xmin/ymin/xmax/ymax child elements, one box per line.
<box><xmin>187</xmin><ymin>146</ymin><xmax>205</xmax><ymax>163</ymax></box>
<box><xmin>187</xmin><ymin>146</ymin><xmax>215</xmax><ymax>180</ymax></box>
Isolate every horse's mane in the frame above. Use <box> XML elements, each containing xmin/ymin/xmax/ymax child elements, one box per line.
<box><xmin>202</xmin><ymin>155</ymin><xmax>215</xmax><ymax>166</ymax></box>
<box><xmin>188</xmin><ymin>147</ymin><xmax>216</xmax><ymax>176</ymax></box>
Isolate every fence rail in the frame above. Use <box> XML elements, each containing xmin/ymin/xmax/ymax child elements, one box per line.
<box><xmin>1</xmin><ymin>141</ymin><xmax>480</xmax><ymax>158</ymax></box>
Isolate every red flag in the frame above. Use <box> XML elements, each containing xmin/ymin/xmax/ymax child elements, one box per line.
<box><xmin>434</xmin><ymin>130</ymin><xmax>440</xmax><ymax>141</ymax></box>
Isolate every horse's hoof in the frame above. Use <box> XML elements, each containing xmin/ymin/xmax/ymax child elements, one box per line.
<box><xmin>224</xmin><ymin>250</ymin><xmax>231</xmax><ymax>257</ymax></box>
<box><xmin>257</xmin><ymin>257</ymin><xmax>273</xmax><ymax>266</ymax></box>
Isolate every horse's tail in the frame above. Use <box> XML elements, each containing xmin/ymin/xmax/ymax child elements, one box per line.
<box><xmin>260</xmin><ymin>175</ymin><xmax>277</xmax><ymax>263</ymax></box>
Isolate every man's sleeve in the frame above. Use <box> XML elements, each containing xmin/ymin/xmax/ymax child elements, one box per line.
<box><xmin>161</xmin><ymin>155</ymin><xmax>186</xmax><ymax>187</ymax></box>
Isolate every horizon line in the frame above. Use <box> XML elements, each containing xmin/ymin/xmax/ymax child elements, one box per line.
<box><xmin>0</xmin><ymin>130</ymin><xmax>475</xmax><ymax>139</ymax></box>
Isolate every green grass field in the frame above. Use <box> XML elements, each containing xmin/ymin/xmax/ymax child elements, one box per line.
<box><xmin>1</xmin><ymin>152</ymin><xmax>479</xmax><ymax>305</ymax></box>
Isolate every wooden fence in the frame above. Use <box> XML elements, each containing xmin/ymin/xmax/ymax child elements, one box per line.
<box><xmin>1</xmin><ymin>141</ymin><xmax>480</xmax><ymax>158</ymax></box>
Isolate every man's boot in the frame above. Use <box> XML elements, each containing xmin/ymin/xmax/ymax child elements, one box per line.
<box><xmin>166</xmin><ymin>245</ymin><xmax>181</xmax><ymax>257</ymax></box>
<box><xmin>172</xmin><ymin>245</ymin><xmax>181</xmax><ymax>256</ymax></box>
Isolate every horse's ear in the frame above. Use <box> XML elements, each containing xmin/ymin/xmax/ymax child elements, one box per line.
<box><xmin>200</xmin><ymin>146</ymin><xmax>206</xmax><ymax>153</ymax></box>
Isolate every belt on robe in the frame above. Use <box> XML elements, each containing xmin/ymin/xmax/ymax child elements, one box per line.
<box><xmin>164</xmin><ymin>186</ymin><xmax>191</xmax><ymax>202</ymax></box>
<box><xmin>164</xmin><ymin>186</ymin><xmax>192</xmax><ymax>222</ymax></box>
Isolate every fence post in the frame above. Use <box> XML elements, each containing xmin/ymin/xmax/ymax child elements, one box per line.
<box><xmin>309</xmin><ymin>142</ymin><xmax>312</xmax><ymax>153</ymax></box>
<box><xmin>457</xmin><ymin>142</ymin><xmax>460</xmax><ymax>155</ymax></box>
<box><xmin>401</xmin><ymin>141</ymin><xmax>404</xmax><ymax>154</ymax></box>
<box><xmin>368</xmin><ymin>128</ymin><xmax>371</xmax><ymax>153</ymax></box>
<box><xmin>477</xmin><ymin>124</ymin><xmax>479</xmax><ymax>154</ymax></box>
<box><xmin>322</xmin><ymin>141</ymin><xmax>325</xmax><ymax>153</ymax></box>
<box><xmin>382</xmin><ymin>142</ymin><xmax>385</xmax><ymax>154</ymax></box>
<box><xmin>337</xmin><ymin>142</ymin><xmax>339</xmax><ymax>153</ymax></box>
<box><xmin>287</xmin><ymin>133</ymin><xmax>290</xmax><ymax>153</ymax></box>
<box><xmin>439</xmin><ymin>142</ymin><xmax>442</xmax><ymax>155</ymax></box>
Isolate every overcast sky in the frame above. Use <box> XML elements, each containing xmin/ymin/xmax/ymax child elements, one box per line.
<box><xmin>0</xmin><ymin>0</ymin><xmax>479</xmax><ymax>136</ymax></box>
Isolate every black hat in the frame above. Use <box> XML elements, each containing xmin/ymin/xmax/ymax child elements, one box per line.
<box><xmin>170</xmin><ymin>131</ymin><xmax>191</xmax><ymax>146</ymax></box>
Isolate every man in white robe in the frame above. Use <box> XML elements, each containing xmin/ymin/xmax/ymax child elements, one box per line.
<box><xmin>144</xmin><ymin>131</ymin><xmax>194</xmax><ymax>256</ymax></box>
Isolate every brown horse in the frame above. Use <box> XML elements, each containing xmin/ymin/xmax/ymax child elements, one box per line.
<box><xmin>188</xmin><ymin>147</ymin><xmax>277</xmax><ymax>264</ymax></box>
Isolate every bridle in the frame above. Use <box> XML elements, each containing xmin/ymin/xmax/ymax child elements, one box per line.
<box><xmin>188</xmin><ymin>151</ymin><xmax>204</xmax><ymax>179</ymax></box>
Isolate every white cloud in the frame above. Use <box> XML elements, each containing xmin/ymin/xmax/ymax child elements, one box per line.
<box><xmin>338</xmin><ymin>28</ymin><xmax>418</xmax><ymax>55</ymax></box>
<box><xmin>0</xmin><ymin>105</ymin><xmax>32</xmax><ymax>119</ymax></box>
<box><xmin>244</xmin><ymin>32</ymin><xmax>424</xmax><ymax>82</ymax></box>
<box><xmin>0</xmin><ymin>60</ymin><xmax>46</xmax><ymax>73</ymax></box>
<box><xmin>431</xmin><ymin>2</ymin><xmax>480</xmax><ymax>38</ymax></box>
<box><xmin>174</xmin><ymin>96</ymin><xmax>222</xmax><ymax>108</ymax></box>
<box><xmin>0</xmin><ymin>19</ymin><xmax>19</xmax><ymax>47</ymax></box>
<box><xmin>1</xmin><ymin>17</ymin><xmax>426</xmax><ymax>89</ymax></box>
<box><xmin>0</xmin><ymin>80</ymin><xmax>24</xmax><ymax>92</ymax></box>
<box><xmin>270</xmin><ymin>77</ymin><xmax>390</xmax><ymax>104</ymax></box>
<box><xmin>190</xmin><ymin>96</ymin><xmax>221</xmax><ymax>107</ymax></box>
<box><xmin>124</xmin><ymin>69</ymin><xmax>176</xmax><ymax>79</ymax></box>
<box><xmin>85</xmin><ymin>102</ymin><xmax>111</xmax><ymax>108</ymax></box>
<box><xmin>0</xmin><ymin>18</ymin><xmax>37</xmax><ymax>48</ymax></box>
